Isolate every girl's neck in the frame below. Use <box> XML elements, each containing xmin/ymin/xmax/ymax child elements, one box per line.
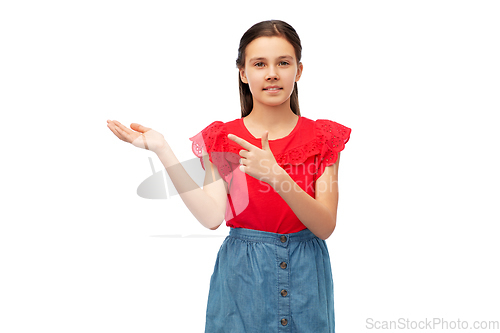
<box><xmin>244</xmin><ymin>100</ymin><xmax>298</xmax><ymax>132</ymax></box>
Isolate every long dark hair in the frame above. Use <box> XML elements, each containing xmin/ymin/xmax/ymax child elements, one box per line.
<box><xmin>236</xmin><ymin>20</ymin><xmax>302</xmax><ymax>117</ymax></box>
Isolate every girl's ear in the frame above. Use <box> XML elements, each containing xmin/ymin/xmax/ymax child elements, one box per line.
<box><xmin>295</xmin><ymin>62</ymin><xmax>304</xmax><ymax>82</ymax></box>
<box><xmin>239</xmin><ymin>68</ymin><xmax>248</xmax><ymax>84</ymax></box>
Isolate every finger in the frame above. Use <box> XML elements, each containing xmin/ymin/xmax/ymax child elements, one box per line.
<box><xmin>114</xmin><ymin>121</ymin><xmax>133</xmax><ymax>135</ymax></box>
<box><xmin>239</xmin><ymin>149</ymin><xmax>248</xmax><ymax>158</ymax></box>
<box><xmin>116</xmin><ymin>121</ymin><xmax>142</xmax><ymax>144</ymax></box>
<box><xmin>114</xmin><ymin>124</ymin><xmax>132</xmax><ymax>143</ymax></box>
<box><xmin>115</xmin><ymin>122</ymin><xmax>139</xmax><ymax>144</ymax></box>
<box><xmin>228</xmin><ymin>133</ymin><xmax>254</xmax><ymax>150</ymax></box>
<box><xmin>130</xmin><ymin>123</ymin><xmax>151</xmax><ymax>133</ymax></box>
<box><xmin>261</xmin><ymin>131</ymin><xmax>270</xmax><ymax>150</ymax></box>
<box><xmin>108</xmin><ymin>122</ymin><xmax>126</xmax><ymax>142</ymax></box>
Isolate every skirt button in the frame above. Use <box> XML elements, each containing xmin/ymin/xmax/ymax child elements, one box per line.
<box><xmin>281</xmin><ymin>289</ymin><xmax>288</xmax><ymax>297</ymax></box>
<box><xmin>280</xmin><ymin>261</ymin><xmax>287</xmax><ymax>269</ymax></box>
<box><xmin>280</xmin><ymin>235</ymin><xmax>287</xmax><ymax>243</ymax></box>
<box><xmin>281</xmin><ymin>318</ymin><xmax>288</xmax><ymax>326</ymax></box>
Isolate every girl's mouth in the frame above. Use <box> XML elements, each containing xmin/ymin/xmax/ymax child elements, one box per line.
<box><xmin>263</xmin><ymin>85</ymin><xmax>282</xmax><ymax>91</ymax></box>
<box><xmin>264</xmin><ymin>88</ymin><xmax>282</xmax><ymax>94</ymax></box>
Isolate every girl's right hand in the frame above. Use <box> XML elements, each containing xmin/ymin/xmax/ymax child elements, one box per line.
<box><xmin>107</xmin><ymin>120</ymin><xmax>167</xmax><ymax>154</ymax></box>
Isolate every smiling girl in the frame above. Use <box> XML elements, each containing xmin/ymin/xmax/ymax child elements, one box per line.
<box><xmin>107</xmin><ymin>20</ymin><xmax>350</xmax><ymax>333</ymax></box>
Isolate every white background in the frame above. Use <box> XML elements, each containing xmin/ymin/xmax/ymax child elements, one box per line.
<box><xmin>1</xmin><ymin>0</ymin><xmax>499</xmax><ymax>332</ymax></box>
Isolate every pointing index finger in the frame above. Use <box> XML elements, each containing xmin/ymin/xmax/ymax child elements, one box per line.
<box><xmin>228</xmin><ymin>133</ymin><xmax>253</xmax><ymax>150</ymax></box>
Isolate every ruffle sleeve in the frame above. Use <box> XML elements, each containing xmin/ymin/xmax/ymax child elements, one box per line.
<box><xmin>270</xmin><ymin>119</ymin><xmax>350</xmax><ymax>173</ymax></box>
<box><xmin>189</xmin><ymin>121</ymin><xmax>241</xmax><ymax>183</ymax></box>
<box><xmin>315</xmin><ymin>119</ymin><xmax>351</xmax><ymax>179</ymax></box>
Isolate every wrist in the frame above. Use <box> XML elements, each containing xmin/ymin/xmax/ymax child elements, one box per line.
<box><xmin>154</xmin><ymin>140</ymin><xmax>170</xmax><ymax>155</ymax></box>
<box><xmin>269</xmin><ymin>165</ymin><xmax>289</xmax><ymax>190</ymax></box>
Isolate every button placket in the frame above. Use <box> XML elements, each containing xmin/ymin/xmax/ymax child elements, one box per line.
<box><xmin>277</xmin><ymin>234</ymin><xmax>290</xmax><ymax>331</ymax></box>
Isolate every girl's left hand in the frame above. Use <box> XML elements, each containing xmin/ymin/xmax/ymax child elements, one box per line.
<box><xmin>228</xmin><ymin>131</ymin><xmax>285</xmax><ymax>185</ymax></box>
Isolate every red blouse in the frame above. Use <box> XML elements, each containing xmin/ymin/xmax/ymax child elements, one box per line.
<box><xmin>189</xmin><ymin>116</ymin><xmax>351</xmax><ymax>234</ymax></box>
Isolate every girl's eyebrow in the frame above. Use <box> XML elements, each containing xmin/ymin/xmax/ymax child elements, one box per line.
<box><xmin>248</xmin><ymin>55</ymin><xmax>293</xmax><ymax>62</ymax></box>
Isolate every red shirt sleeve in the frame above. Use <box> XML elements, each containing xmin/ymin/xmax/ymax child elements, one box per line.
<box><xmin>315</xmin><ymin>120</ymin><xmax>351</xmax><ymax>180</ymax></box>
<box><xmin>189</xmin><ymin>121</ymin><xmax>240</xmax><ymax>183</ymax></box>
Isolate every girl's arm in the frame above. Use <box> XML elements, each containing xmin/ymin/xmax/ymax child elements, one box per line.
<box><xmin>272</xmin><ymin>154</ymin><xmax>341</xmax><ymax>241</ymax></box>
<box><xmin>227</xmin><ymin>131</ymin><xmax>342</xmax><ymax>240</ymax></box>
<box><xmin>107</xmin><ymin>120</ymin><xmax>226</xmax><ymax>230</ymax></box>
<box><xmin>156</xmin><ymin>145</ymin><xmax>227</xmax><ymax>230</ymax></box>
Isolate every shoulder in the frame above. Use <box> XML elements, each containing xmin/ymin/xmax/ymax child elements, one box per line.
<box><xmin>296</xmin><ymin>116</ymin><xmax>351</xmax><ymax>142</ymax></box>
<box><xmin>297</xmin><ymin>116</ymin><xmax>350</xmax><ymax>132</ymax></box>
<box><xmin>313</xmin><ymin>118</ymin><xmax>352</xmax><ymax>144</ymax></box>
<box><xmin>189</xmin><ymin>120</ymin><xmax>230</xmax><ymax>142</ymax></box>
<box><xmin>309</xmin><ymin>118</ymin><xmax>351</xmax><ymax>173</ymax></box>
<box><xmin>196</xmin><ymin>120</ymin><xmax>226</xmax><ymax>135</ymax></box>
<box><xmin>189</xmin><ymin>120</ymin><xmax>226</xmax><ymax>158</ymax></box>
<box><xmin>189</xmin><ymin>118</ymin><xmax>242</xmax><ymax>158</ymax></box>
<box><xmin>314</xmin><ymin>118</ymin><xmax>351</xmax><ymax>135</ymax></box>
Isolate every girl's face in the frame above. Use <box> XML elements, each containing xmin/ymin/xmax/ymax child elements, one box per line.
<box><xmin>239</xmin><ymin>36</ymin><xmax>303</xmax><ymax>109</ymax></box>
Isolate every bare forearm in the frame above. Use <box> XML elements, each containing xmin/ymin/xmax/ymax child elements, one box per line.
<box><xmin>155</xmin><ymin>144</ymin><xmax>223</xmax><ymax>229</ymax></box>
<box><xmin>271</xmin><ymin>170</ymin><xmax>337</xmax><ymax>240</ymax></box>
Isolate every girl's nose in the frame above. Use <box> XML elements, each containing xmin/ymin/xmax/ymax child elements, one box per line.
<box><xmin>266</xmin><ymin>67</ymin><xmax>279</xmax><ymax>81</ymax></box>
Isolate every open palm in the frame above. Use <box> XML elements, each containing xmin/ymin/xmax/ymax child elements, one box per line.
<box><xmin>107</xmin><ymin>120</ymin><xmax>166</xmax><ymax>153</ymax></box>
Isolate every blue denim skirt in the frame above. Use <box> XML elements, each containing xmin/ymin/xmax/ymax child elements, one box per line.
<box><xmin>205</xmin><ymin>227</ymin><xmax>335</xmax><ymax>333</ymax></box>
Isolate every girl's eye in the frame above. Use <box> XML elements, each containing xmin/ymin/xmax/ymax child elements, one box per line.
<box><xmin>254</xmin><ymin>61</ymin><xmax>289</xmax><ymax>67</ymax></box>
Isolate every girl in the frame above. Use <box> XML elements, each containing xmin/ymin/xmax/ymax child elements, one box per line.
<box><xmin>107</xmin><ymin>20</ymin><xmax>351</xmax><ymax>333</ymax></box>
